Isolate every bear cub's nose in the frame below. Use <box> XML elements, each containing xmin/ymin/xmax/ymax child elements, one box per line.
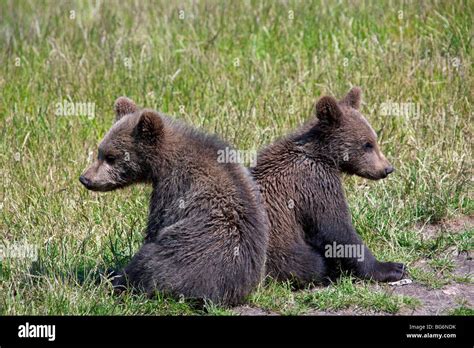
<box><xmin>79</xmin><ymin>175</ymin><xmax>91</xmax><ymax>188</ymax></box>
<box><xmin>384</xmin><ymin>166</ymin><xmax>395</xmax><ymax>176</ymax></box>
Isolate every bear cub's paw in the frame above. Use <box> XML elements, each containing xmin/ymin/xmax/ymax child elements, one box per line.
<box><xmin>372</xmin><ymin>261</ymin><xmax>407</xmax><ymax>282</ymax></box>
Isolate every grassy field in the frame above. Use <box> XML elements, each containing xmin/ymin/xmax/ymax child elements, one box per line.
<box><xmin>0</xmin><ymin>0</ymin><xmax>472</xmax><ymax>315</ymax></box>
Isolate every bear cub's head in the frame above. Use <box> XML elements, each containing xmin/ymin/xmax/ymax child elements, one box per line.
<box><xmin>311</xmin><ymin>87</ymin><xmax>394</xmax><ymax>180</ymax></box>
<box><xmin>79</xmin><ymin>97</ymin><xmax>162</xmax><ymax>191</ymax></box>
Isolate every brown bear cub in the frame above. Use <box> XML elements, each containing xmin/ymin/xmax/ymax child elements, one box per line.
<box><xmin>80</xmin><ymin>97</ymin><xmax>269</xmax><ymax>306</ymax></box>
<box><xmin>251</xmin><ymin>87</ymin><xmax>406</xmax><ymax>286</ymax></box>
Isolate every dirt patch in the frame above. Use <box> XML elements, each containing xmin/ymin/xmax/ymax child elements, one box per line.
<box><xmin>394</xmin><ymin>251</ymin><xmax>473</xmax><ymax>315</ymax></box>
<box><xmin>416</xmin><ymin>215</ymin><xmax>473</xmax><ymax>240</ymax></box>
<box><xmin>301</xmin><ymin>308</ymin><xmax>384</xmax><ymax>316</ymax></box>
<box><xmin>232</xmin><ymin>305</ymin><xmax>278</xmax><ymax>316</ymax></box>
<box><xmin>453</xmin><ymin>252</ymin><xmax>472</xmax><ymax>277</ymax></box>
<box><xmin>392</xmin><ymin>282</ymin><xmax>472</xmax><ymax>315</ymax></box>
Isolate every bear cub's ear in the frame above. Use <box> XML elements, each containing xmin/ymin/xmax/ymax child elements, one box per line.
<box><xmin>340</xmin><ymin>87</ymin><xmax>362</xmax><ymax>109</ymax></box>
<box><xmin>114</xmin><ymin>96</ymin><xmax>138</xmax><ymax>122</ymax></box>
<box><xmin>135</xmin><ymin>109</ymin><xmax>164</xmax><ymax>143</ymax></box>
<box><xmin>315</xmin><ymin>96</ymin><xmax>343</xmax><ymax>126</ymax></box>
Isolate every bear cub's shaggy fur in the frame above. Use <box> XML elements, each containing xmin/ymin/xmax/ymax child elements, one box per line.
<box><xmin>251</xmin><ymin>87</ymin><xmax>406</xmax><ymax>286</ymax></box>
<box><xmin>80</xmin><ymin>97</ymin><xmax>269</xmax><ymax>306</ymax></box>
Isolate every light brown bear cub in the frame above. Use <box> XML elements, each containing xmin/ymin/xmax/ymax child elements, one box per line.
<box><xmin>80</xmin><ymin>97</ymin><xmax>269</xmax><ymax>306</ymax></box>
<box><xmin>251</xmin><ymin>87</ymin><xmax>406</xmax><ymax>286</ymax></box>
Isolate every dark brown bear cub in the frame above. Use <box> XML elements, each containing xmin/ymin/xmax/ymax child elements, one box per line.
<box><xmin>251</xmin><ymin>87</ymin><xmax>405</xmax><ymax>286</ymax></box>
<box><xmin>80</xmin><ymin>97</ymin><xmax>269</xmax><ymax>306</ymax></box>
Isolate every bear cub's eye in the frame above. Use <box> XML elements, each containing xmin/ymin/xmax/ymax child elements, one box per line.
<box><xmin>363</xmin><ymin>142</ymin><xmax>374</xmax><ymax>150</ymax></box>
<box><xmin>105</xmin><ymin>155</ymin><xmax>116</xmax><ymax>164</ymax></box>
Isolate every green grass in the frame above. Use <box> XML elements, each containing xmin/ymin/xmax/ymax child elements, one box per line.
<box><xmin>449</xmin><ymin>305</ymin><xmax>474</xmax><ymax>316</ymax></box>
<box><xmin>249</xmin><ymin>278</ymin><xmax>420</xmax><ymax>315</ymax></box>
<box><xmin>0</xmin><ymin>0</ymin><xmax>472</xmax><ymax>315</ymax></box>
